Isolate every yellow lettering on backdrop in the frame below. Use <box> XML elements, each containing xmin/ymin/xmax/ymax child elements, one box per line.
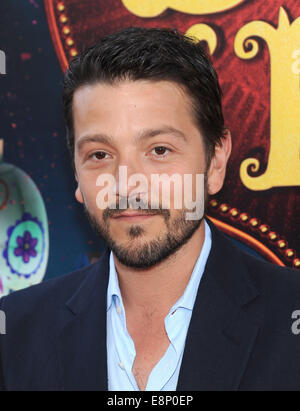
<box><xmin>235</xmin><ymin>7</ymin><xmax>300</xmax><ymax>190</ymax></box>
<box><xmin>121</xmin><ymin>0</ymin><xmax>246</xmax><ymax>18</ymax></box>
<box><xmin>292</xmin><ymin>49</ymin><xmax>300</xmax><ymax>75</ymax></box>
<box><xmin>185</xmin><ymin>24</ymin><xmax>217</xmax><ymax>55</ymax></box>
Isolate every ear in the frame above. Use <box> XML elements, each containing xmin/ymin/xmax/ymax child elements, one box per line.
<box><xmin>74</xmin><ymin>171</ymin><xmax>84</xmax><ymax>204</ymax></box>
<box><xmin>207</xmin><ymin>129</ymin><xmax>232</xmax><ymax>195</ymax></box>
<box><xmin>75</xmin><ymin>185</ymin><xmax>84</xmax><ymax>204</ymax></box>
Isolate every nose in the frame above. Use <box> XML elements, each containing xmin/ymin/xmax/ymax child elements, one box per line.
<box><xmin>114</xmin><ymin>157</ymin><xmax>148</xmax><ymax>206</ymax></box>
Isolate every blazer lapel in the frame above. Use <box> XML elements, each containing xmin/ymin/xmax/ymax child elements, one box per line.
<box><xmin>56</xmin><ymin>217</ymin><xmax>262</xmax><ymax>391</ymax></box>
<box><xmin>57</xmin><ymin>248</ymin><xmax>110</xmax><ymax>391</ymax></box>
<box><xmin>177</xmin><ymin>217</ymin><xmax>262</xmax><ymax>391</ymax></box>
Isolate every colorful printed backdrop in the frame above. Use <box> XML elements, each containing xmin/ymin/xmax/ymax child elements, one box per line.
<box><xmin>0</xmin><ymin>0</ymin><xmax>299</xmax><ymax>296</ymax></box>
<box><xmin>45</xmin><ymin>0</ymin><xmax>300</xmax><ymax>268</ymax></box>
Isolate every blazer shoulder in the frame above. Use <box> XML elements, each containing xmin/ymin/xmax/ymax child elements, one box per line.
<box><xmin>240</xmin><ymin>248</ymin><xmax>300</xmax><ymax>289</ymax></box>
<box><xmin>239</xmin><ymin>248</ymin><xmax>300</xmax><ymax>323</ymax></box>
<box><xmin>0</xmin><ymin>262</ymin><xmax>98</xmax><ymax>320</ymax></box>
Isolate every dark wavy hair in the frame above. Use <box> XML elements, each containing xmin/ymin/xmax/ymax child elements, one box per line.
<box><xmin>62</xmin><ymin>27</ymin><xmax>226</xmax><ymax>168</ymax></box>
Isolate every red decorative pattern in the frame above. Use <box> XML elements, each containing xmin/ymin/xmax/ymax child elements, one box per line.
<box><xmin>44</xmin><ymin>0</ymin><xmax>300</xmax><ymax>269</ymax></box>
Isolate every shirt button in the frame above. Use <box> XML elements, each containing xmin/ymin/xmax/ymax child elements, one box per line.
<box><xmin>118</xmin><ymin>361</ymin><xmax>125</xmax><ymax>370</ymax></box>
<box><xmin>116</xmin><ymin>305</ymin><xmax>122</xmax><ymax>315</ymax></box>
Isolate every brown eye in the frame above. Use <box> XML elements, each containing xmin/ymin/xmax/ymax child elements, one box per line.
<box><xmin>93</xmin><ymin>151</ymin><xmax>107</xmax><ymax>160</ymax></box>
<box><xmin>153</xmin><ymin>146</ymin><xmax>169</xmax><ymax>156</ymax></box>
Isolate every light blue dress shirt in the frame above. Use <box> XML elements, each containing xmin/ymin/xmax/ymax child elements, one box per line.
<box><xmin>107</xmin><ymin>219</ymin><xmax>212</xmax><ymax>391</ymax></box>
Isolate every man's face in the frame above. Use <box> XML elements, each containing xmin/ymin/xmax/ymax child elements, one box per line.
<box><xmin>73</xmin><ymin>80</ymin><xmax>218</xmax><ymax>268</ymax></box>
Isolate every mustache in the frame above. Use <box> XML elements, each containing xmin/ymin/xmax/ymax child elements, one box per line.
<box><xmin>102</xmin><ymin>196</ymin><xmax>171</xmax><ymax>221</ymax></box>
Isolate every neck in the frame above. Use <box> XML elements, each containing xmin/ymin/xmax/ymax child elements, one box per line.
<box><xmin>113</xmin><ymin>219</ymin><xmax>206</xmax><ymax>317</ymax></box>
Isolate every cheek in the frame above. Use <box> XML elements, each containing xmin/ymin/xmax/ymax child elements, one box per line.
<box><xmin>186</xmin><ymin>140</ymin><xmax>207</xmax><ymax>173</ymax></box>
<box><xmin>174</xmin><ymin>151</ymin><xmax>205</xmax><ymax>176</ymax></box>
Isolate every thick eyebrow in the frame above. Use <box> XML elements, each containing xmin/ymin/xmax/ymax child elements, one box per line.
<box><xmin>135</xmin><ymin>126</ymin><xmax>187</xmax><ymax>143</ymax></box>
<box><xmin>76</xmin><ymin>134</ymin><xmax>114</xmax><ymax>153</ymax></box>
<box><xmin>76</xmin><ymin>126</ymin><xmax>187</xmax><ymax>153</ymax></box>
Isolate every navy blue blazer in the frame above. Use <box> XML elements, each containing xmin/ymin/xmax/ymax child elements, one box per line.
<box><xmin>1</xmin><ymin>217</ymin><xmax>300</xmax><ymax>391</ymax></box>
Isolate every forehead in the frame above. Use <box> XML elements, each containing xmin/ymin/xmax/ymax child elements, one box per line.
<box><xmin>72</xmin><ymin>79</ymin><xmax>198</xmax><ymax>140</ymax></box>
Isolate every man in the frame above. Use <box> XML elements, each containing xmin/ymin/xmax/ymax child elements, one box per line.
<box><xmin>0</xmin><ymin>27</ymin><xmax>300</xmax><ymax>391</ymax></box>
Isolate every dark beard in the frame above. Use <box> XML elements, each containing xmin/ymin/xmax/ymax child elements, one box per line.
<box><xmin>83</xmin><ymin>174</ymin><xmax>208</xmax><ymax>268</ymax></box>
<box><xmin>84</xmin><ymin>204</ymin><xmax>203</xmax><ymax>269</ymax></box>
